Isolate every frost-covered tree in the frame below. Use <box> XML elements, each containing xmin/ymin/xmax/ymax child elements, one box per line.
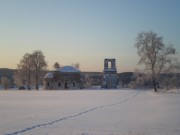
<box><xmin>74</xmin><ymin>62</ymin><xmax>80</xmax><ymax>69</ymax></box>
<box><xmin>53</xmin><ymin>62</ymin><xmax>60</xmax><ymax>69</ymax></box>
<box><xmin>31</xmin><ymin>50</ymin><xmax>47</xmax><ymax>90</ymax></box>
<box><xmin>135</xmin><ymin>31</ymin><xmax>176</xmax><ymax>92</ymax></box>
<box><xmin>1</xmin><ymin>77</ymin><xmax>10</xmax><ymax>90</ymax></box>
<box><xmin>18</xmin><ymin>53</ymin><xmax>33</xmax><ymax>90</ymax></box>
<box><xmin>16</xmin><ymin>50</ymin><xmax>47</xmax><ymax>90</ymax></box>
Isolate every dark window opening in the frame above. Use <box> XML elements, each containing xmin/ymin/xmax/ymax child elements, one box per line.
<box><xmin>73</xmin><ymin>82</ymin><xmax>75</xmax><ymax>87</ymax></box>
<box><xmin>58</xmin><ymin>82</ymin><xmax>61</xmax><ymax>87</ymax></box>
<box><xmin>65</xmin><ymin>82</ymin><xmax>68</xmax><ymax>89</ymax></box>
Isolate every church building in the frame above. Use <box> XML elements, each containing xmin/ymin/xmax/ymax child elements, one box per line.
<box><xmin>44</xmin><ymin>66</ymin><xmax>83</xmax><ymax>90</ymax></box>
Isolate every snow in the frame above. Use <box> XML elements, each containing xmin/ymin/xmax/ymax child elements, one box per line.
<box><xmin>56</xmin><ymin>66</ymin><xmax>80</xmax><ymax>73</ymax></box>
<box><xmin>44</xmin><ymin>72</ymin><xmax>53</xmax><ymax>78</ymax></box>
<box><xmin>0</xmin><ymin>89</ymin><xmax>180</xmax><ymax>135</ymax></box>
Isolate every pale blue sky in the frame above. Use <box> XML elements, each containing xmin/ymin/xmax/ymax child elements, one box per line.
<box><xmin>0</xmin><ymin>0</ymin><xmax>180</xmax><ymax>72</ymax></box>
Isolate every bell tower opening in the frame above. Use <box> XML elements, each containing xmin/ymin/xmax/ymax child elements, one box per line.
<box><xmin>108</xmin><ymin>61</ymin><xmax>112</xmax><ymax>69</ymax></box>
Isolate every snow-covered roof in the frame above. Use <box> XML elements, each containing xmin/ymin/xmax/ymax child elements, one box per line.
<box><xmin>44</xmin><ymin>72</ymin><xmax>54</xmax><ymax>78</ymax></box>
<box><xmin>56</xmin><ymin>66</ymin><xmax>80</xmax><ymax>73</ymax></box>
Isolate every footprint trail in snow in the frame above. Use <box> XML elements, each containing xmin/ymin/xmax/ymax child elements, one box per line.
<box><xmin>5</xmin><ymin>90</ymin><xmax>141</xmax><ymax>135</ymax></box>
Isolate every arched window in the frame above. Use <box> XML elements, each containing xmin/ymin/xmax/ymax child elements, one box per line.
<box><xmin>108</xmin><ymin>61</ymin><xmax>112</xmax><ymax>68</ymax></box>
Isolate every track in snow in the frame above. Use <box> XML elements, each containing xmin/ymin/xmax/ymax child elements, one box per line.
<box><xmin>5</xmin><ymin>90</ymin><xmax>141</xmax><ymax>135</ymax></box>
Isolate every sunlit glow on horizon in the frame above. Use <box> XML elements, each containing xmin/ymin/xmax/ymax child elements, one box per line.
<box><xmin>0</xmin><ymin>0</ymin><xmax>180</xmax><ymax>72</ymax></box>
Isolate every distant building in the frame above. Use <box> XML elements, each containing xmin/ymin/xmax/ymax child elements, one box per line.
<box><xmin>44</xmin><ymin>66</ymin><xmax>83</xmax><ymax>90</ymax></box>
<box><xmin>102</xmin><ymin>59</ymin><xmax>117</xmax><ymax>88</ymax></box>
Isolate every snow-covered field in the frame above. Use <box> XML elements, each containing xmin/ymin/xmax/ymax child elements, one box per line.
<box><xmin>0</xmin><ymin>89</ymin><xmax>180</xmax><ymax>135</ymax></box>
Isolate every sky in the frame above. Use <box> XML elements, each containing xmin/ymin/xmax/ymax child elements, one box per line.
<box><xmin>0</xmin><ymin>0</ymin><xmax>180</xmax><ymax>72</ymax></box>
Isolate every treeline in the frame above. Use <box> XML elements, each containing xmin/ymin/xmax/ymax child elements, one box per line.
<box><xmin>129</xmin><ymin>72</ymin><xmax>180</xmax><ymax>90</ymax></box>
<box><xmin>1</xmin><ymin>68</ymin><xmax>180</xmax><ymax>90</ymax></box>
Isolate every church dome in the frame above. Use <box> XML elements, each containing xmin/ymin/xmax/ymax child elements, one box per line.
<box><xmin>56</xmin><ymin>66</ymin><xmax>80</xmax><ymax>73</ymax></box>
<box><xmin>44</xmin><ymin>72</ymin><xmax>53</xmax><ymax>78</ymax></box>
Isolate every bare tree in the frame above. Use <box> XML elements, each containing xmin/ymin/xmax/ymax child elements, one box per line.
<box><xmin>18</xmin><ymin>53</ymin><xmax>33</xmax><ymax>90</ymax></box>
<box><xmin>1</xmin><ymin>77</ymin><xmax>10</xmax><ymax>90</ymax></box>
<box><xmin>135</xmin><ymin>31</ymin><xmax>176</xmax><ymax>92</ymax></box>
<box><xmin>15</xmin><ymin>50</ymin><xmax>47</xmax><ymax>90</ymax></box>
<box><xmin>31</xmin><ymin>50</ymin><xmax>47</xmax><ymax>90</ymax></box>
<box><xmin>72</xmin><ymin>62</ymin><xmax>80</xmax><ymax>69</ymax></box>
<box><xmin>75</xmin><ymin>62</ymin><xmax>80</xmax><ymax>69</ymax></box>
<box><xmin>53</xmin><ymin>62</ymin><xmax>60</xmax><ymax>69</ymax></box>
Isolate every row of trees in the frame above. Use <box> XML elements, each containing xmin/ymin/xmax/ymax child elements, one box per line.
<box><xmin>14</xmin><ymin>50</ymin><xmax>47</xmax><ymax>90</ymax></box>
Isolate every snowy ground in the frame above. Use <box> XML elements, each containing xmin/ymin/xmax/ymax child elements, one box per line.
<box><xmin>0</xmin><ymin>89</ymin><xmax>180</xmax><ymax>135</ymax></box>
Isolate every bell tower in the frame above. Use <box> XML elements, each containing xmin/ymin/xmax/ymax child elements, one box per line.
<box><xmin>102</xmin><ymin>58</ymin><xmax>117</xmax><ymax>88</ymax></box>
